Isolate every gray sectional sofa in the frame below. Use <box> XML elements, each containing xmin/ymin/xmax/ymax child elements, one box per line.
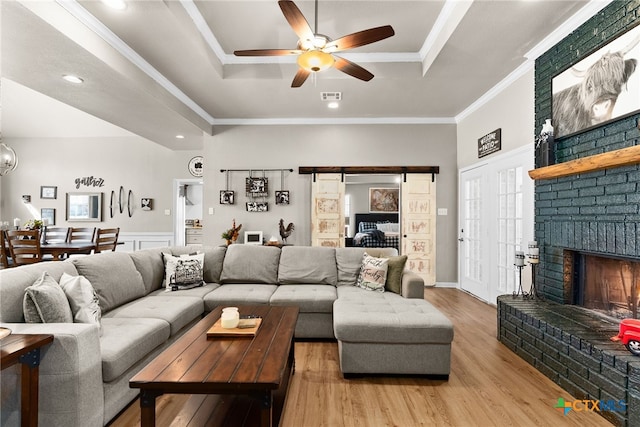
<box><xmin>0</xmin><ymin>244</ymin><xmax>453</xmax><ymax>427</ymax></box>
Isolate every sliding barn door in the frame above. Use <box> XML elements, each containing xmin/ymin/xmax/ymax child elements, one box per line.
<box><xmin>311</xmin><ymin>173</ymin><xmax>345</xmax><ymax>247</ymax></box>
<box><xmin>402</xmin><ymin>174</ymin><xmax>437</xmax><ymax>286</ymax></box>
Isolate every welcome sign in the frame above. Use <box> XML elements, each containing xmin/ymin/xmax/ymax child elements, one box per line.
<box><xmin>478</xmin><ymin>128</ymin><xmax>501</xmax><ymax>158</ymax></box>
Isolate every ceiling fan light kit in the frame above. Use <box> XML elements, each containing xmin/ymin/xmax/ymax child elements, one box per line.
<box><xmin>234</xmin><ymin>0</ymin><xmax>394</xmax><ymax>88</ymax></box>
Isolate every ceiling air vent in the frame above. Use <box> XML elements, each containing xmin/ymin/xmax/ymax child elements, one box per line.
<box><xmin>321</xmin><ymin>92</ymin><xmax>342</xmax><ymax>101</ymax></box>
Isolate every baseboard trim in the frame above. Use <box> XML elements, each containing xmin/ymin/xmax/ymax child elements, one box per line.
<box><xmin>434</xmin><ymin>282</ymin><xmax>458</xmax><ymax>288</ymax></box>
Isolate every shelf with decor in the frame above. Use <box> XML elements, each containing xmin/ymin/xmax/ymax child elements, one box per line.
<box><xmin>528</xmin><ymin>145</ymin><xmax>640</xmax><ymax>180</ymax></box>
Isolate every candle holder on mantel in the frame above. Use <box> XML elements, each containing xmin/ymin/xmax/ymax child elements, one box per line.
<box><xmin>513</xmin><ymin>251</ymin><xmax>528</xmax><ymax>298</ymax></box>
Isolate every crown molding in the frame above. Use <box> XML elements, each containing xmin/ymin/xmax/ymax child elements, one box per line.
<box><xmin>212</xmin><ymin>117</ymin><xmax>456</xmax><ymax>126</ymax></box>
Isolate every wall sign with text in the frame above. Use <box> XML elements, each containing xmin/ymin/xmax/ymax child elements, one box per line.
<box><xmin>478</xmin><ymin>129</ymin><xmax>502</xmax><ymax>158</ymax></box>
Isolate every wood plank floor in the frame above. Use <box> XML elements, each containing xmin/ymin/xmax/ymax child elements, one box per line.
<box><xmin>109</xmin><ymin>288</ymin><xmax>613</xmax><ymax>427</ymax></box>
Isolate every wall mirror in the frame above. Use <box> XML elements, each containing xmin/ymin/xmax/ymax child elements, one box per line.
<box><xmin>66</xmin><ymin>192</ymin><xmax>103</xmax><ymax>222</ymax></box>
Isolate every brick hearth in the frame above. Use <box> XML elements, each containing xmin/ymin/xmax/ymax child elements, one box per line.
<box><xmin>498</xmin><ymin>296</ymin><xmax>640</xmax><ymax>426</ymax></box>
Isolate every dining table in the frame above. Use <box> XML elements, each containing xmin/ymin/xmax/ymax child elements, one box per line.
<box><xmin>41</xmin><ymin>242</ymin><xmax>95</xmax><ymax>261</ymax></box>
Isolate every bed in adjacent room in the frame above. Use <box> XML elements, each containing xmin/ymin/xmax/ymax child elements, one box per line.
<box><xmin>353</xmin><ymin>213</ymin><xmax>399</xmax><ymax>249</ymax></box>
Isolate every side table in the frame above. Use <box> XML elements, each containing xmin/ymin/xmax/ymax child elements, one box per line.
<box><xmin>1</xmin><ymin>333</ymin><xmax>54</xmax><ymax>427</ymax></box>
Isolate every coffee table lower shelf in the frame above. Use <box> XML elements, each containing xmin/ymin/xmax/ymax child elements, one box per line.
<box><xmin>130</xmin><ymin>306</ymin><xmax>298</xmax><ymax>427</ymax></box>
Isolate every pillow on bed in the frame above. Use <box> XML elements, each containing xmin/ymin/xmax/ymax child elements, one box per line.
<box><xmin>376</xmin><ymin>223</ymin><xmax>399</xmax><ymax>233</ymax></box>
<box><xmin>358</xmin><ymin>221</ymin><xmax>378</xmax><ymax>233</ymax></box>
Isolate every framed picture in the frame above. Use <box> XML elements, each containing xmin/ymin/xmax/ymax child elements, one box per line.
<box><xmin>246</xmin><ymin>201</ymin><xmax>268</xmax><ymax>212</ymax></box>
<box><xmin>552</xmin><ymin>23</ymin><xmax>640</xmax><ymax>138</ymax></box>
<box><xmin>220</xmin><ymin>190</ymin><xmax>235</xmax><ymax>205</ymax></box>
<box><xmin>244</xmin><ymin>231</ymin><xmax>263</xmax><ymax>245</ymax></box>
<box><xmin>41</xmin><ymin>208</ymin><xmax>55</xmax><ymax>226</ymax></box>
<box><xmin>246</xmin><ymin>177</ymin><xmax>268</xmax><ymax>197</ymax></box>
<box><xmin>275</xmin><ymin>190</ymin><xmax>290</xmax><ymax>205</ymax></box>
<box><xmin>369</xmin><ymin>188</ymin><xmax>399</xmax><ymax>212</ymax></box>
<box><xmin>40</xmin><ymin>186</ymin><xmax>57</xmax><ymax>199</ymax></box>
<box><xmin>141</xmin><ymin>198</ymin><xmax>153</xmax><ymax>211</ymax></box>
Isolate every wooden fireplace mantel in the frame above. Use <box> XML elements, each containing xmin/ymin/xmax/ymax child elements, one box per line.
<box><xmin>528</xmin><ymin>144</ymin><xmax>640</xmax><ymax>180</ymax></box>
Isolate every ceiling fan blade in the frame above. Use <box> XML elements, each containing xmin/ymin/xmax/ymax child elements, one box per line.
<box><xmin>234</xmin><ymin>49</ymin><xmax>302</xmax><ymax>57</ymax></box>
<box><xmin>278</xmin><ymin>1</ymin><xmax>314</xmax><ymax>42</ymax></box>
<box><xmin>291</xmin><ymin>68</ymin><xmax>311</xmax><ymax>88</ymax></box>
<box><xmin>326</xmin><ymin>25</ymin><xmax>395</xmax><ymax>52</ymax></box>
<box><xmin>334</xmin><ymin>56</ymin><xmax>374</xmax><ymax>82</ymax></box>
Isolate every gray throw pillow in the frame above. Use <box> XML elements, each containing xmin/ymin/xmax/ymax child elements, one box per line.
<box><xmin>23</xmin><ymin>272</ymin><xmax>73</xmax><ymax>323</ymax></box>
<box><xmin>60</xmin><ymin>273</ymin><xmax>102</xmax><ymax>334</ymax></box>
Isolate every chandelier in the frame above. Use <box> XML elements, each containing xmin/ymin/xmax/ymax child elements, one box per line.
<box><xmin>0</xmin><ymin>142</ymin><xmax>18</xmax><ymax>176</ymax></box>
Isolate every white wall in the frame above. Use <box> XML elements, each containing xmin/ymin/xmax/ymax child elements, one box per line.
<box><xmin>203</xmin><ymin>124</ymin><xmax>459</xmax><ymax>283</ymax></box>
<box><xmin>0</xmin><ymin>136</ymin><xmax>201</xmax><ymax>231</ymax></box>
<box><xmin>457</xmin><ymin>70</ymin><xmax>535</xmax><ymax>169</ymax></box>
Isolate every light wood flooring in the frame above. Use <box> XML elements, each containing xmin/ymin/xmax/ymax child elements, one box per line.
<box><xmin>109</xmin><ymin>288</ymin><xmax>613</xmax><ymax>427</ymax></box>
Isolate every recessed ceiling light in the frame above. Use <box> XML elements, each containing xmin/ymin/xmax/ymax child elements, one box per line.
<box><xmin>176</xmin><ymin>135</ymin><xmax>185</xmax><ymax>139</ymax></box>
<box><xmin>101</xmin><ymin>0</ymin><xmax>127</xmax><ymax>10</ymax></box>
<box><xmin>327</xmin><ymin>102</ymin><xmax>339</xmax><ymax>109</ymax></box>
<box><xmin>62</xmin><ymin>75</ymin><xmax>84</xmax><ymax>84</ymax></box>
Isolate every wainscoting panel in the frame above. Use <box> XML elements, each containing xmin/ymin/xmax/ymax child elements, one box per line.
<box><xmin>117</xmin><ymin>232</ymin><xmax>174</xmax><ymax>252</ymax></box>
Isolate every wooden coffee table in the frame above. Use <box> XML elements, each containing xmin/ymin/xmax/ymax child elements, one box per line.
<box><xmin>130</xmin><ymin>305</ymin><xmax>298</xmax><ymax>427</ymax></box>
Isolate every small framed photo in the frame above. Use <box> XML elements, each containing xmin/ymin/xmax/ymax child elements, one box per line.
<box><xmin>141</xmin><ymin>198</ymin><xmax>153</xmax><ymax>211</ymax></box>
<box><xmin>220</xmin><ymin>190</ymin><xmax>235</xmax><ymax>205</ymax></box>
<box><xmin>246</xmin><ymin>177</ymin><xmax>268</xmax><ymax>197</ymax></box>
<box><xmin>40</xmin><ymin>186</ymin><xmax>57</xmax><ymax>199</ymax></box>
<box><xmin>246</xmin><ymin>201</ymin><xmax>268</xmax><ymax>212</ymax></box>
<box><xmin>275</xmin><ymin>190</ymin><xmax>290</xmax><ymax>205</ymax></box>
<box><xmin>41</xmin><ymin>208</ymin><xmax>56</xmax><ymax>226</ymax></box>
<box><xmin>244</xmin><ymin>231</ymin><xmax>263</xmax><ymax>245</ymax></box>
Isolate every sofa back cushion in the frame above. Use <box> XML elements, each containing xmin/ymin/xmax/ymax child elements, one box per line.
<box><xmin>171</xmin><ymin>246</ymin><xmax>226</xmax><ymax>284</ymax></box>
<box><xmin>72</xmin><ymin>252</ymin><xmax>146</xmax><ymax>312</ymax></box>
<box><xmin>220</xmin><ymin>245</ymin><xmax>280</xmax><ymax>284</ymax></box>
<box><xmin>335</xmin><ymin>247</ymin><xmax>398</xmax><ymax>287</ymax></box>
<box><xmin>0</xmin><ymin>261</ymin><xmax>78</xmax><ymax>323</ymax></box>
<box><xmin>129</xmin><ymin>248</ymin><xmax>169</xmax><ymax>294</ymax></box>
<box><xmin>278</xmin><ymin>246</ymin><xmax>337</xmax><ymax>285</ymax></box>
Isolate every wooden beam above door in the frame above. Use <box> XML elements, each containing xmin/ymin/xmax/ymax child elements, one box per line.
<box><xmin>298</xmin><ymin>166</ymin><xmax>440</xmax><ymax>175</ymax></box>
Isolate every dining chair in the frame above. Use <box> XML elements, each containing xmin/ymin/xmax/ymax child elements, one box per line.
<box><xmin>1</xmin><ymin>230</ymin><xmax>14</xmax><ymax>268</ymax></box>
<box><xmin>6</xmin><ymin>230</ymin><xmax>42</xmax><ymax>265</ymax></box>
<box><xmin>68</xmin><ymin>227</ymin><xmax>97</xmax><ymax>255</ymax></box>
<box><xmin>95</xmin><ymin>228</ymin><xmax>120</xmax><ymax>253</ymax></box>
<box><xmin>42</xmin><ymin>227</ymin><xmax>70</xmax><ymax>244</ymax></box>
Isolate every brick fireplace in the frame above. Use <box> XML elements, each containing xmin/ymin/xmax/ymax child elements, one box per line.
<box><xmin>497</xmin><ymin>1</ymin><xmax>640</xmax><ymax>426</ymax></box>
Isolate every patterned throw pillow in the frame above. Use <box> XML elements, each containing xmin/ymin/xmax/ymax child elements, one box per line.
<box><xmin>356</xmin><ymin>253</ymin><xmax>389</xmax><ymax>292</ymax></box>
<box><xmin>60</xmin><ymin>273</ymin><xmax>102</xmax><ymax>334</ymax></box>
<box><xmin>23</xmin><ymin>272</ymin><xmax>74</xmax><ymax>323</ymax></box>
<box><xmin>163</xmin><ymin>252</ymin><xmax>205</xmax><ymax>291</ymax></box>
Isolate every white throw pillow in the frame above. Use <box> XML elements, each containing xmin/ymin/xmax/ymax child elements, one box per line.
<box><xmin>356</xmin><ymin>253</ymin><xmax>389</xmax><ymax>292</ymax></box>
<box><xmin>376</xmin><ymin>223</ymin><xmax>399</xmax><ymax>233</ymax></box>
<box><xmin>60</xmin><ymin>273</ymin><xmax>102</xmax><ymax>334</ymax></box>
<box><xmin>163</xmin><ymin>252</ymin><xmax>205</xmax><ymax>291</ymax></box>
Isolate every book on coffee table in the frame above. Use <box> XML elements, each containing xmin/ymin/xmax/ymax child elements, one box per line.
<box><xmin>206</xmin><ymin>318</ymin><xmax>262</xmax><ymax>338</ymax></box>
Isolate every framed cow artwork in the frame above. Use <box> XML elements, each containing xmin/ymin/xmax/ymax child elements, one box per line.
<box><xmin>552</xmin><ymin>23</ymin><xmax>640</xmax><ymax>138</ymax></box>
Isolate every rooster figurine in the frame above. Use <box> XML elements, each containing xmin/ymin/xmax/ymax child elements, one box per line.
<box><xmin>279</xmin><ymin>219</ymin><xmax>295</xmax><ymax>244</ymax></box>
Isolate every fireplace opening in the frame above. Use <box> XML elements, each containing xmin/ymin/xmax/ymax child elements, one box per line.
<box><xmin>565</xmin><ymin>251</ymin><xmax>640</xmax><ymax>319</ymax></box>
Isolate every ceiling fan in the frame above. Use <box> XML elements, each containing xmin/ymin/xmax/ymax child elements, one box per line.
<box><xmin>234</xmin><ymin>0</ymin><xmax>395</xmax><ymax>88</ymax></box>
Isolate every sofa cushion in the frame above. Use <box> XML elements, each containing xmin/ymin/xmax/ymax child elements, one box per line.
<box><xmin>162</xmin><ymin>252</ymin><xmax>204</xmax><ymax>290</ymax></box>
<box><xmin>277</xmin><ymin>246</ymin><xmax>337</xmax><ymax>285</ymax></box>
<box><xmin>103</xmin><ymin>295</ymin><xmax>203</xmax><ymax>336</ymax></box>
<box><xmin>23</xmin><ymin>272</ymin><xmax>73</xmax><ymax>323</ymax></box>
<box><xmin>148</xmin><ymin>283</ymin><xmax>220</xmax><ymax>299</ymax></box>
<box><xmin>270</xmin><ymin>285</ymin><xmax>337</xmax><ymax>313</ymax></box>
<box><xmin>333</xmin><ymin>295</ymin><xmax>454</xmax><ymax>344</ymax></box>
<box><xmin>72</xmin><ymin>252</ymin><xmax>146</xmax><ymax>313</ymax></box>
<box><xmin>172</xmin><ymin>246</ymin><xmax>226</xmax><ymax>284</ymax></box>
<box><xmin>0</xmin><ymin>262</ymin><xmax>78</xmax><ymax>323</ymax></box>
<box><xmin>385</xmin><ymin>255</ymin><xmax>408</xmax><ymax>294</ymax></box>
<box><xmin>356</xmin><ymin>253</ymin><xmax>388</xmax><ymax>292</ymax></box>
<box><xmin>60</xmin><ymin>273</ymin><xmax>102</xmax><ymax>332</ymax></box>
<box><xmin>100</xmin><ymin>317</ymin><xmax>170</xmax><ymax>382</ymax></box>
<box><xmin>335</xmin><ymin>247</ymin><xmax>398</xmax><ymax>287</ymax></box>
<box><xmin>203</xmin><ymin>284</ymin><xmax>277</xmax><ymax>311</ymax></box>
<box><xmin>129</xmin><ymin>248</ymin><xmax>167</xmax><ymax>294</ymax></box>
<box><xmin>219</xmin><ymin>245</ymin><xmax>280</xmax><ymax>284</ymax></box>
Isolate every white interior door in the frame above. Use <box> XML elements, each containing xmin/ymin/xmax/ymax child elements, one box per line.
<box><xmin>401</xmin><ymin>174</ymin><xmax>437</xmax><ymax>286</ymax></box>
<box><xmin>458</xmin><ymin>146</ymin><xmax>534</xmax><ymax>303</ymax></box>
<box><xmin>311</xmin><ymin>173</ymin><xmax>345</xmax><ymax>247</ymax></box>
